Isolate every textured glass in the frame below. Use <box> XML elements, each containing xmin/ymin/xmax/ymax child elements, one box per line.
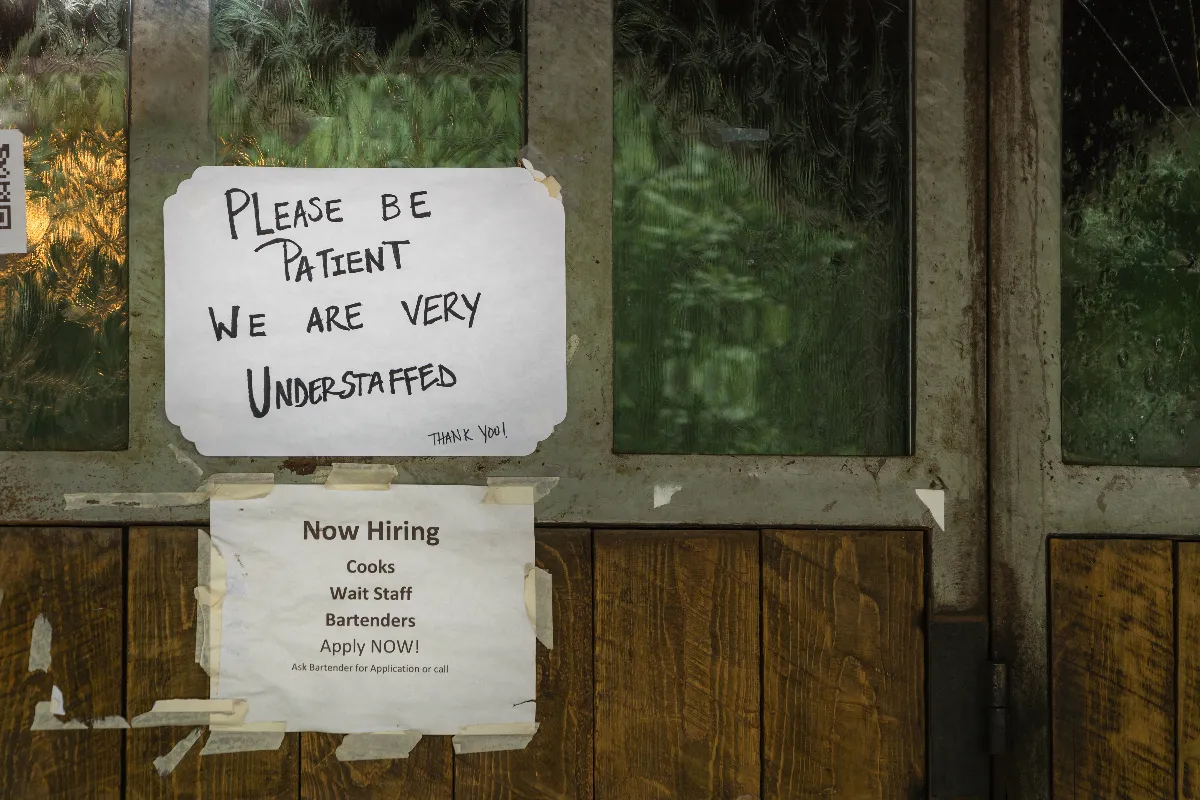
<box><xmin>0</xmin><ymin>0</ymin><xmax>130</xmax><ymax>450</ymax></box>
<box><xmin>210</xmin><ymin>0</ymin><xmax>522</xmax><ymax>169</ymax></box>
<box><xmin>1062</xmin><ymin>1</ymin><xmax>1200</xmax><ymax>464</ymax></box>
<box><xmin>613</xmin><ymin>0</ymin><xmax>910</xmax><ymax>456</ymax></box>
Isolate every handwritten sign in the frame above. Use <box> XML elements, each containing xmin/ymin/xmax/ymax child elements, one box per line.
<box><xmin>209</xmin><ymin>485</ymin><xmax>535</xmax><ymax>733</ymax></box>
<box><xmin>165</xmin><ymin>167</ymin><xmax>565</xmax><ymax>456</ymax></box>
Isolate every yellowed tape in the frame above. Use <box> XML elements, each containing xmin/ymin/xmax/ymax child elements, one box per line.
<box><xmin>482</xmin><ymin>477</ymin><xmax>559</xmax><ymax>505</ymax></box>
<box><xmin>520</xmin><ymin>158</ymin><xmax>562</xmax><ymax>199</ymax></box>
<box><xmin>131</xmin><ymin>699</ymin><xmax>247</xmax><ymax>728</ymax></box>
<box><xmin>325</xmin><ymin>463</ymin><xmax>397</xmax><ymax>491</ymax></box>
<box><xmin>203</xmin><ymin>473</ymin><xmax>275</xmax><ymax>500</ymax></box>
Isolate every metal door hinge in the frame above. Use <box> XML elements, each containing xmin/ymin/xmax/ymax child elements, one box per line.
<box><xmin>987</xmin><ymin>661</ymin><xmax>1008</xmax><ymax>756</ymax></box>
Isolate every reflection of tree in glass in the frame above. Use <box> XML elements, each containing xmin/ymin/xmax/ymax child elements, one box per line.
<box><xmin>0</xmin><ymin>0</ymin><xmax>128</xmax><ymax>450</ymax></box>
<box><xmin>210</xmin><ymin>0</ymin><xmax>522</xmax><ymax>168</ymax></box>
<box><xmin>614</xmin><ymin>0</ymin><xmax>909</xmax><ymax>455</ymax></box>
<box><xmin>1062</xmin><ymin>1</ymin><xmax>1200</xmax><ymax>465</ymax></box>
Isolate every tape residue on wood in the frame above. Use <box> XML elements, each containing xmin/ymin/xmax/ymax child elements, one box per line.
<box><xmin>201</xmin><ymin>722</ymin><xmax>287</xmax><ymax>755</ymax></box>
<box><xmin>523</xmin><ymin>564</ymin><xmax>553</xmax><ymax>649</ymax></box>
<box><xmin>453</xmin><ymin>722</ymin><xmax>540</xmax><ymax>754</ymax></box>
<box><xmin>91</xmin><ymin>716</ymin><xmax>130</xmax><ymax>729</ymax></box>
<box><xmin>65</xmin><ymin>491</ymin><xmax>208</xmax><ymax>509</ymax></box>
<box><xmin>325</xmin><ymin>463</ymin><xmax>397</xmax><ymax>490</ymax></box>
<box><xmin>335</xmin><ymin>731</ymin><xmax>423</xmax><ymax>761</ymax></box>
<box><xmin>27</xmin><ymin>613</ymin><xmax>51</xmax><ymax>672</ymax></box>
<box><xmin>154</xmin><ymin>727</ymin><xmax>204</xmax><ymax>776</ymax></box>
<box><xmin>131</xmin><ymin>699</ymin><xmax>248</xmax><ymax>728</ymax></box>
<box><xmin>482</xmin><ymin>476</ymin><xmax>559</xmax><ymax>505</ymax></box>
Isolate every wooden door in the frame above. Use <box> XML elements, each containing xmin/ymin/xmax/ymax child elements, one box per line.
<box><xmin>0</xmin><ymin>527</ymin><xmax>929</xmax><ymax>798</ymax></box>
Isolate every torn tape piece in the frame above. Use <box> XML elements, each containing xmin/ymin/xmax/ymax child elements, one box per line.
<box><xmin>91</xmin><ymin>716</ymin><xmax>130</xmax><ymax>729</ymax></box>
<box><xmin>325</xmin><ymin>463</ymin><xmax>397</xmax><ymax>491</ymax></box>
<box><xmin>653</xmin><ymin>483</ymin><xmax>683</xmax><ymax>509</ymax></box>
<box><xmin>195</xmin><ymin>530</ymin><xmax>212</xmax><ymax>671</ymax></box>
<box><xmin>131</xmin><ymin>699</ymin><xmax>248</xmax><ymax>728</ymax></box>
<box><xmin>523</xmin><ymin>564</ymin><xmax>554</xmax><ymax>649</ymax></box>
<box><xmin>200</xmin><ymin>723</ymin><xmax>286</xmax><ymax>756</ymax></box>
<box><xmin>521</xmin><ymin>158</ymin><xmax>562</xmax><ymax>199</ymax></box>
<box><xmin>65</xmin><ymin>492</ymin><xmax>208</xmax><ymax>510</ymax></box>
<box><xmin>202</xmin><ymin>473</ymin><xmax>274</xmax><ymax>500</ymax></box>
<box><xmin>168</xmin><ymin>443</ymin><xmax>205</xmax><ymax>478</ymax></box>
<box><xmin>483</xmin><ymin>476</ymin><xmax>559</xmax><ymax>505</ymax></box>
<box><xmin>915</xmin><ymin>488</ymin><xmax>945</xmax><ymax>532</ymax></box>
<box><xmin>565</xmin><ymin>333</ymin><xmax>580</xmax><ymax>365</ymax></box>
<box><xmin>30</xmin><ymin>701</ymin><xmax>87</xmax><ymax>731</ymax></box>
<box><xmin>51</xmin><ymin>685</ymin><xmax>64</xmax><ymax>715</ymax></box>
<box><xmin>335</xmin><ymin>731</ymin><xmax>423</xmax><ymax>761</ymax></box>
<box><xmin>28</xmin><ymin>613</ymin><xmax>51</xmax><ymax>673</ymax></box>
<box><xmin>204</xmin><ymin>537</ymin><xmax>227</xmax><ymax>693</ymax></box>
<box><xmin>453</xmin><ymin>722</ymin><xmax>540</xmax><ymax>755</ymax></box>
<box><xmin>154</xmin><ymin>728</ymin><xmax>203</xmax><ymax>776</ymax></box>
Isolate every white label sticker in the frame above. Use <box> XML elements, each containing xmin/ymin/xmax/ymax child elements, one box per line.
<box><xmin>209</xmin><ymin>484</ymin><xmax>536</xmax><ymax>734</ymax></box>
<box><xmin>164</xmin><ymin>166</ymin><xmax>566</xmax><ymax>456</ymax></box>
<box><xmin>0</xmin><ymin>130</ymin><xmax>26</xmax><ymax>255</ymax></box>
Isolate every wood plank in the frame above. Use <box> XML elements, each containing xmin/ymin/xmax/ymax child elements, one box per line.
<box><xmin>1050</xmin><ymin>538</ymin><xmax>1175</xmax><ymax>799</ymax></box>
<box><xmin>126</xmin><ymin>527</ymin><xmax>300</xmax><ymax>799</ymax></box>
<box><xmin>593</xmin><ymin>530</ymin><xmax>760</xmax><ymax>800</ymax></box>
<box><xmin>0</xmin><ymin>527</ymin><xmax>124</xmax><ymax>799</ymax></box>
<box><xmin>761</xmin><ymin>530</ymin><xmax>925</xmax><ymax>799</ymax></box>
<box><xmin>300</xmin><ymin>734</ymin><xmax>452</xmax><ymax>800</ymax></box>
<box><xmin>1180</xmin><ymin>542</ymin><xmax>1200</xmax><ymax>798</ymax></box>
<box><xmin>454</xmin><ymin>528</ymin><xmax>593</xmax><ymax>800</ymax></box>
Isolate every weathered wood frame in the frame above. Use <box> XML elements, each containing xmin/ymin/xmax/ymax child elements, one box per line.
<box><xmin>988</xmin><ymin>0</ymin><xmax>1200</xmax><ymax>796</ymax></box>
<box><xmin>0</xmin><ymin>0</ymin><xmax>988</xmax><ymax>786</ymax></box>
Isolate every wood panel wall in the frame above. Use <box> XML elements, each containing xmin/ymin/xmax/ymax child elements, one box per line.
<box><xmin>1050</xmin><ymin>537</ymin><xmax>1200</xmax><ymax>799</ymax></box>
<box><xmin>0</xmin><ymin>527</ymin><xmax>927</xmax><ymax>799</ymax></box>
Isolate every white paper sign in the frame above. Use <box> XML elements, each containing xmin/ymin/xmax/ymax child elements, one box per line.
<box><xmin>0</xmin><ymin>130</ymin><xmax>27</xmax><ymax>255</ymax></box>
<box><xmin>209</xmin><ymin>484</ymin><xmax>536</xmax><ymax>734</ymax></box>
<box><xmin>165</xmin><ymin>166</ymin><xmax>566</xmax><ymax>456</ymax></box>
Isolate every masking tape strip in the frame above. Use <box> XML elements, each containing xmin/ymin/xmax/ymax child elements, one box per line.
<box><xmin>335</xmin><ymin>731</ymin><xmax>423</xmax><ymax>761</ymax></box>
<box><xmin>194</xmin><ymin>530</ymin><xmax>227</xmax><ymax>690</ymax></box>
<box><xmin>131</xmin><ymin>699</ymin><xmax>248</xmax><ymax>728</ymax></box>
<box><xmin>523</xmin><ymin>565</ymin><xmax>554</xmax><ymax>649</ymax></box>
<box><xmin>482</xmin><ymin>477</ymin><xmax>559</xmax><ymax>505</ymax></box>
<box><xmin>200</xmin><ymin>723</ymin><xmax>287</xmax><ymax>756</ymax></box>
<box><xmin>65</xmin><ymin>492</ymin><xmax>208</xmax><ymax>509</ymax></box>
<box><xmin>520</xmin><ymin>158</ymin><xmax>562</xmax><ymax>198</ymax></box>
<box><xmin>453</xmin><ymin>722</ymin><xmax>540</xmax><ymax>754</ymax></box>
<box><xmin>325</xmin><ymin>463</ymin><xmax>398</xmax><ymax>490</ymax></box>
<box><xmin>203</xmin><ymin>473</ymin><xmax>275</xmax><ymax>500</ymax></box>
<box><xmin>91</xmin><ymin>716</ymin><xmax>130</xmax><ymax>729</ymax></box>
<box><xmin>27</xmin><ymin>613</ymin><xmax>51</xmax><ymax>672</ymax></box>
<box><xmin>154</xmin><ymin>728</ymin><xmax>203</xmax><ymax>776</ymax></box>
<box><xmin>30</xmin><ymin>701</ymin><xmax>87</xmax><ymax>730</ymax></box>
<box><xmin>195</xmin><ymin>531</ymin><xmax>212</xmax><ymax>672</ymax></box>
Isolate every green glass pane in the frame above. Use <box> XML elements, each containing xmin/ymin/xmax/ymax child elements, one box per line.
<box><xmin>1063</xmin><ymin>1</ymin><xmax>1200</xmax><ymax>465</ymax></box>
<box><xmin>613</xmin><ymin>0</ymin><xmax>910</xmax><ymax>455</ymax></box>
<box><xmin>210</xmin><ymin>0</ymin><xmax>522</xmax><ymax>169</ymax></box>
<box><xmin>0</xmin><ymin>0</ymin><xmax>130</xmax><ymax>450</ymax></box>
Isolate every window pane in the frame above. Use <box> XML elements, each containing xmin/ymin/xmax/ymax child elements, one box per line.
<box><xmin>210</xmin><ymin>0</ymin><xmax>522</xmax><ymax>169</ymax></box>
<box><xmin>1063</xmin><ymin>2</ymin><xmax>1200</xmax><ymax>465</ymax></box>
<box><xmin>613</xmin><ymin>0</ymin><xmax>910</xmax><ymax>455</ymax></box>
<box><xmin>0</xmin><ymin>0</ymin><xmax>130</xmax><ymax>450</ymax></box>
